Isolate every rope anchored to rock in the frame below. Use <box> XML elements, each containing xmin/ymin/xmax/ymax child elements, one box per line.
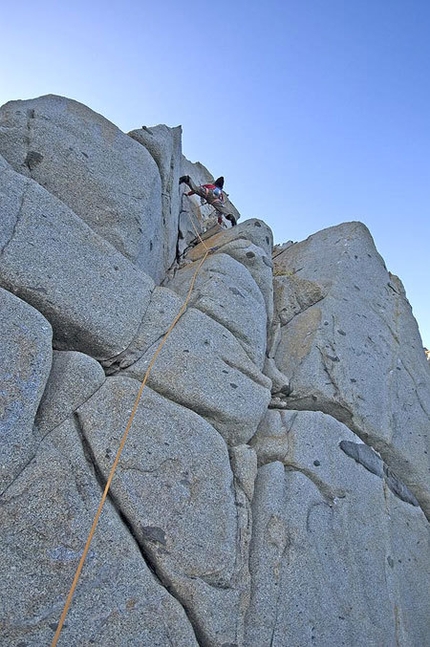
<box><xmin>51</xmin><ymin>224</ymin><xmax>213</xmax><ymax>647</ymax></box>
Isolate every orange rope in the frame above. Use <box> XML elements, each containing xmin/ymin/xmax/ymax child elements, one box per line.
<box><xmin>51</xmin><ymin>225</ymin><xmax>211</xmax><ymax>646</ymax></box>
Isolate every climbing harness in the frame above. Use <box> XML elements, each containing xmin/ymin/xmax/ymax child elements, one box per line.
<box><xmin>51</xmin><ymin>223</ymin><xmax>213</xmax><ymax>647</ymax></box>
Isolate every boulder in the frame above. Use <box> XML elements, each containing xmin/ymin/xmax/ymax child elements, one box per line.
<box><xmin>0</xmin><ymin>417</ymin><xmax>198</xmax><ymax>646</ymax></box>
<box><xmin>168</xmin><ymin>253</ymin><xmax>267</xmax><ymax>368</ymax></box>
<box><xmin>272</xmin><ymin>221</ymin><xmax>430</xmax><ymax>519</ymax></box>
<box><xmin>229</xmin><ymin>444</ymin><xmax>258</xmax><ymax>501</ymax></box>
<box><xmin>187</xmin><ymin>218</ymin><xmax>273</xmax><ymax>261</ymax></box>
<box><xmin>0</xmin><ymin>154</ymin><xmax>154</xmax><ymax>360</ymax></box>
<box><xmin>246</xmin><ymin>409</ymin><xmax>430</xmax><ymax>647</ymax></box>
<box><xmin>129</xmin><ymin>124</ymin><xmax>182</xmax><ymax>271</ymax></box>
<box><xmin>77</xmin><ymin>376</ymin><xmax>249</xmax><ymax>646</ymax></box>
<box><xmin>0</xmin><ymin>288</ymin><xmax>52</xmax><ymax>493</ymax></box>
<box><xmin>102</xmin><ymin>286</ymin><xmax>184</xmax><ymax>374</ymax></box>
<box><xmin>0</xmin><ymin>95</ymin><xmax>166</xmax><ymax>281</ymax></box>
<box><xmin>216</xmin><ymin>238</ymin><xmax>275</xmax><ymax>324</ymax></box>
<box><xmin>183</xmin><ymin>220</ymin><xmax>275</xmax><ymax>333</ymax></box>
<box><xmin>123</xmin><ymin>307</ymin><xmax>272</xmax><ymax>445</ymax></box>
<box><xmin>35</xmin><ymin>350</ymin><xmax>106</xmax><ymax>435</ymax></box>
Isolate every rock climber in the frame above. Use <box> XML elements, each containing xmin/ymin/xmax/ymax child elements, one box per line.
<box><xmin>179</xmin><ymin>175</ymin><xmax>237</xmax><ymax>226</ymax></box>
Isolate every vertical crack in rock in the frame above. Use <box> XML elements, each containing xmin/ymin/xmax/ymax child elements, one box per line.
<box><xmin>268</xmin><ymin>525</ymin><xmax>291</xmax><ymax>647</ymax></box>
<box><xmin>73</xmin><ymin>411</ymin><xmax>202</xmax><ymax>645</ymax></box>
<box><xmin>25</xmin><ymin>107</ymin><xmax>35</xmax><ymax>147</ymax></box>
<box><xmin>23</xmin><ymin>108</ymin><xmax>45</xmax><ymax>173</ymax></box>
<box><xmin>368</xmin><ymin>301</ymin><xmax>401</xmax><ymax>346</ymax></box>
<box><xmin>229</xmin><ymin>461</ymin><xmax>253</xmax><ymax>645</ymax></box>
<box><xmin>315</xmin><ymin>343</ymin><xmax>343</xmax><ymax>398</ymax></box>
<box><xmin>73</xmin><ymin>413</ymin><xmax>164</xmax><ymax>584</ymax></box>
<box><xmin>175</xmin><ymin>208</ymin><xmax>189</xmax><ymax>264</ymax></box>
<box><xmin>1</xmin><ymin>178</ymin><xmax>30</xmax><ymax>256</ymax></box>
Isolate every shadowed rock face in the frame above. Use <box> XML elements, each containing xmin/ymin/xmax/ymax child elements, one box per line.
<box><xmin>0</xmin><ymin>95</ymin><xmax>429</xmax><ymax>647</ymax></box>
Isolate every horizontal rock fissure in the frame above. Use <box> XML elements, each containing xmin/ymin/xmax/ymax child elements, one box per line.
<box><xmin>339</xmin><ymin>440</ymin><xmax>420</xmax><ymax>507</ymax></box>
<box><xmin>101</xmin><ymin>331</ymin><xmax>165</xmax><ymax>375</ymax></box>
<box><xmin>222</xmin><ymin>356</ymin><xmax>268</xmax><ymax>389</ymax></box>
<box><xmin>263</xmin><ymin>460</ymin><xmax>344</xmax><ymax>503</ymax></box>
<box><xmin>276</xmin><ymin>291</ymin><xmax>326</xmax><ymax>324</ymax></box>
<box><xmin>38</xmin><ymin>376</ymin><xmax>108</xmax><ymax>440</ymax></box>
<box><xmin>280</xmin><ymin>396</ymin><xmax>428</xmax><ymax>519</ymax></box>
<box><xmin>286</xmin><ymin>464</ymin><xmax>345</xmax><ymax>503</ymax></box>
<box><xmin>146</xmin><ymin>383</ymin><xmax>232</xmax><ymax>429</ymax></box>
<box><xmin>0</xmin><ymin>447</ymin><xmax>38</xmax><ymax>498</ymax></box>
<box><xmin>280</xmin><ymin>395</ymin><xmax>355</xmax><ymax>430</ymax></box>
<box><xmin>97</xmin><ymin>288</ymin><xmax>157</xmax><ymax>369</ymax></box>
<box><xmin>268</xmin><ymin>397</ymin><xmax>292</xmax><ymax>409</ymax></box>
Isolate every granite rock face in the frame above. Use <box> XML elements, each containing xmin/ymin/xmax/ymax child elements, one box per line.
<box><xmin>0</xmin><ymin>153</ymin><xmax>154</xmax><ymax>360</ymax></box>
<box><xmin>272</xmin><ymin>222</ymin><xmax>430</xmax><ymax>518</ymax></box>
<box><xmin>122</xmin><ymin>307</ymin><xmax>272</xmax><ymax>446</ymax></box>
<box><xmin>1</xmin><ymin>418</ymin><xmax>199</xmax><ymax>646</ymax></box>
<box><xmin>0</xmin><ymin>288</ymin><xmax>52</xmax><ymax>493</ymax></box>
<box><xmin>247</xmin><ymin>410</ymin><xmax>429</xmax><ymax>647</ymax></box>
<box><xmin>129</xmin><ymin>124</ymin><xmax>182</xmax><ymax>271</ymax></box>
<box><xmin>77</xmin><ymin>376</ymin><xmax>248</xmax><ymax>646</ymax></box>
<box><xmin>167</xmin><ymin>252</ymin><xmax>268</xmax><ymax>368</ymax></box>
<box><xmin>35</xmin><ymin>350</ymin><xmax>106</xmax><ymax>435</ymax></box>
<box><xmin>1</xmin><ymin>96</ymin><xmax>429</xmax><ymax>646</ymax></box>
<box><xmin>0</xmin><ymin>95</ymin><xmax>165</xmax><ymax>281</ymax></box>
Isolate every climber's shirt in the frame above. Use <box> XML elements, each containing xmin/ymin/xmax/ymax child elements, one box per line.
<box><xmin>199</xmin><ymin>184</ymin><xmax>224</xmax><ymax>204</ymax></box>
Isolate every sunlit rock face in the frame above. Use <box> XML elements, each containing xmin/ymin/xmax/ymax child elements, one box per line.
<box><xmin>271</xmin><ymin>222</ymin><xmax>430</xmax><ymax>519</ymax></box>
<box><xmin>1</xmin><ymin>95</ymin><xmax>429</xmax><ymax>647</ymax></box>
<box><xmin>0</xmin><ymin>95</ymin><xmax>165</xmax><ymax>281</ymax></box>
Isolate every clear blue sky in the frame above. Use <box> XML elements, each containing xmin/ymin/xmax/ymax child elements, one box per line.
<box><xmin>2</xmin><ymin>1</ymin><xmax>429</xmax><ymax>347</ymax></box>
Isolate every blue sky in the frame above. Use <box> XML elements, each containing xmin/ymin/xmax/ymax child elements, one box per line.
<box><xmin>1</xmin><ymin>1</ymin><xmax>429</xmax><ymax>347</ymax></box>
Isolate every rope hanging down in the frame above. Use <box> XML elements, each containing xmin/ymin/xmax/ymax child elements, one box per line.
<box><xmin>51</xmin><ymin>225</ymin><xmax>212</xmax><ymax>647</ymax></box>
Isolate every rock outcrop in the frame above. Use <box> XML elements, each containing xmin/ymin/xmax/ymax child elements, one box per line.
<box><xmin>271</xmin><ymin>223</ymin><xmax>430</xmax><ymax>517</ymax></box>
<box><xmin>1</xmin><ymin>95</ymin><xmax>429</xmax><ymax>647</ymax></box>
